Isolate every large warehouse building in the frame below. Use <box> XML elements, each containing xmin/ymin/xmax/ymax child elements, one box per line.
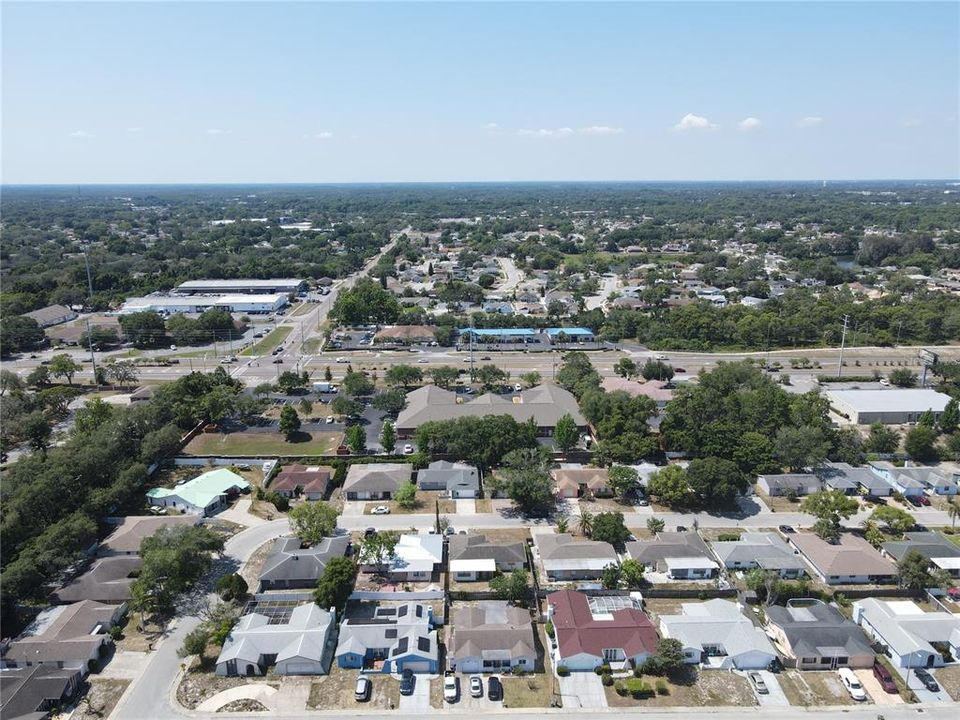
<box><xmin>826</xmin><ymin>388</ymin><xmax>952</xmax><ymax>425</ymax></box>
<box><xmin>121</xmin><ymin>293</ymin><xmax>288</xmax><ymax>315</ymax></box>
<box><xmin>175</xmin><ymin>278</ymin><xmax>305</xmax><ymax>295</ymax></box>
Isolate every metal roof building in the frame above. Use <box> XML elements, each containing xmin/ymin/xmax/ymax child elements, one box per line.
<box><xmin>825</xmin><ymin>388</ymin><xmax>952</xmax><ymax>425</ymax></box>
<box><xmin>175</xmin><ymin>278</ymin><xmax>305</xmax><ymax>294</ymax></box>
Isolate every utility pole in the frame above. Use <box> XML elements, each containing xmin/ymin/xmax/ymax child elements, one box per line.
<box><xmin>896</xmin><ymin>319</ymin><xmax>904</xmax><ymax>346</ymax></box>
<box><xmin>85</xmin><ymin>319</ymin><xmax>99</xmax><ymax>387</ymax></box>
<box><xmin>82</xmin><ymin>245</ymin><xmax>94</xmax><ymax>301</ymax></box>
<box><xmin>837</xmin><ymin>314</ymin><xmax>849</xmax><ymax>378</ymax></box>
<box><xmin>468</xmin><ymin>317</ymin><xmax>475</xmax><ymax>381</ymax></box>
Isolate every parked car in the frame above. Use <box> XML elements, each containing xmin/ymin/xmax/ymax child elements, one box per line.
<box><xmin>637</xmin><ymin>497</ymin><xmax>649</xmax><ymax>507</ymax></box>
<box><xmin>355</xmin><ymin>675</ymin><xmax>371</xmax><ymax>702</ymax></box>
<box><xmin>914</xmin><ymin>668</ymin><xmax>939</xmax><ymax>692</ymax></box>
<box><xmin>326</xmin><ymin>415</ymin><xmax>334</xmax><ymax>424</ymax></box>
<box><xmin>514</xmin><ymin>383</ymin><xmax>522</xmax><ymax>391</ymax></box>
<box><xmin>470</xmin><ymin>675</ymin><xmax>483</xmax><ymax>698</ymax></box>
<box><xmin>403</xmin><ymin>444</ymin><xmax>414</xmax><ymax>454</ymax></box>
<box><xmin>371</xmin><ymin>505</ymin><xmax>390</xmax><ymax>515</ymax></box>
<box><xmin>417</xmin><ymin>358</ymin><xmax>429</xmax><ymax>363</ymax></box>
<box><xmin>336</xmin><ymin>357</ymin><xmax>349</xmax><ymax>363</ymax></box>
<box><xmin>873</xmin><ymin>661</ymin><xmax>898</xmax><ymax>693</ymax></box>
<box><xmin>838</xmin><ymin>668</ymin><xmax>866</xmax><ymax>701</ymax></box>
<box><xmin>947</xmin><ymin>586</ymin><xmax>960</xmax><ymax>600</ymax></box>
<box><xmin>272</xmin><ymin>358</ymin><xmax>283</xmax><ymax>363</ymax></box>
<box><xmin>443</xmin><ymin>675</ymin><xmax>458</xmax><ymax>702</ymax></box>
<box><xmin>748</xmin><ymin>672</ymin><xmax>768</xmax><ymax>694</ymax></box>
<box><xmin>480</xmin><ymin>355</ymin><xmax>491</xmax><ymax>360</ymax></box>
<box><xmin>778</xmin><ymin>524</ymin><xmax>796</xmax><ymax>534</ymax></box>
<box><xmin>487</xmin><ymin>675</ymin><xmax>502</xmax><ymax>701</ymax></box>
<box><xmin>917</xmin><ymin>494</ymin><xmax>931</xmax><ymax>506</ymax></box>
<box><xmin>399</xmin><ymin>669</ymin><xmax>415</xmax><ymax>696</ymax></box>
<box><xmin>674</xmin><ymin>367</ymin><xmax>686</xmax><ymax>373</ymax></box>
<box><xmin>364</xmin><ymin>527</ymin><xmax>377</xmax><ymax>537</ymax></box>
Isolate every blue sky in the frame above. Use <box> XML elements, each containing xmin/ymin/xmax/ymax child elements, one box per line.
<box><xmin>3</xmin><ymin>1</ymin><xmax>957</xmax><ymax>183</ymax></box>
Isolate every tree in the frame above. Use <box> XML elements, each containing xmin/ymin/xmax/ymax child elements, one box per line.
<box><xmin>415</xmin><ymin>415</ymin><xmax>538</xmax><ymax>471</ymax></box>
<box><xmin>647</xmin><ymin>465</ymin><xmax>692</xmax><ymax>508</ymax></box>
<box><xmin>555</xmin><ymin>351</ymin><xmax>600</xmax><ymax>397</ymax></box>
<box><xmin>331</xmin><ymin>396</ymin><xmax>363</xmax><ymax>418</ymax></box>
<box><xmin>650</xmin><ymin>638</ymin><xmax>685</xmax><ymax>675</ymax></box>
<box><xmin>118</xmin><ymin>311</ymin><xmax>167</xmax><ymax>348</ymax></box>
<box><xmin>519</xmin><ymin>371</ymin><xmax>542</xmax><ymax>388</ymax></box>
<box><xmin>474</xmin><ymin>363</ymin><xmax>508</xmax><ymax>390</ymax></box>
<box><xmin>646</xmin><ymin>516</ymin><xmax>665</xmax><ymax>534</ymax></box>
<box><xmin>800</xmin><ymin>489</ymin><xmax>859</xmax><ymax>541</ymax></box>
<box><xmin>215</xmin><ymin>573</ymin><xmax>249</xmax><ymax>602</ymax></box>
<box><xmin>0</xmin><ymin>369</ymin><xmax>25</xmax><ymax>397</ymax></box>
<box><xmin>620</xmin><ymin>558</ymin><xmax>645</xmax><ymax>588</ymax></box>
<box><xmin>601</xmin><ymin>563</ymin><xmax>621</xmax><ymax>590</ymax></box>
<box><xmin>395</xmin><ymin>482</ymin><xmax>418</xmax><ymax>509</ymax></box>
<box><xmin>897</xmin><ymin>550</ymin><xmax>943</xmax><ymax>591</ymax></box>
<box><xmin>774</xmin><ymin>425</ymin><xmax>831</xmax><ymax>471</ymax></box>
<box><xmin>277</xmin><ymin>370</ymin><xmax>307</xmax><ymax>394</ymax></box>
<box><xmin>330</xmin><ymin>278</ymin><xmax>400</xmax><ymax>324</ymax></box>
<box><xmin>22</xmin><ymin>411</ymin><xmax>52</xmax><ymax>452</ymax></box>
<box><xmin>314</xmin><ymin>556</ymin><xmax>357</xmax><ymax>611</ymax></box>
<box><xmin>870</xmin><ymin>505</ymin><xmax>915</xmax><ymax>535</ymax></box>
<box><xmin>253</xmin><ymin>382</ymin><xmax>274</xmax><ymax>397</ymax></box>
<box><xmin>866</xmin><ymin>422</ymin><xmax>900</xmax><ymax>454</ymax></box>
<box><xmin>889</xmin><ymin>368</ymin><xmax>918</xmax><ymax>388</ymax></box>
<box><xmin>686</xmin><ymin>456</ymin><xmax>748</xmax><ymax>508</ymax></box>
<box><xmin>358</xmin><ymin>531</ymin><xmax>399</xmax><ymax>572</ymax></box>
<box><xmin>613</xmin><ymin>357</ymin><xmax>637</xmax><ymax>379</ymax></box>
<box><xmin>178</xmin><ymin>627</ymin><xmax>211</xmax><ymax>660</ymax></box>
<box><xmin>371</xmin><ymin>389</ymin><xmax>407</xmax><ymax>415</ymax></box>
<box><xmin>0</xmin><ymin>316</ymin><xmax>44</xmax><ymax>355</ymax></box>
<box><xmin>918</xmin><ymin>409</ymin><xmax>936</xmax><ymax>428</ymax></box>
<box><xmin>641</xmin><ymin>359</ymin><xmax>674</xmax><ymax>381</ymax></box>
<box><xmin>905</xmin><ymin>424</ymin><xmax>938</xmax><ymax>461</ymax></box>
<box><xmin>380</xmin><ymin>420</ymin><xmax>396</xmax><ymax>454</ymax></box>
<box><xmin>130</xmin><ymin>525</ymin><xmax>224</xmax><ymax>614</ymax></box>
<box><xmin>288</xmin><ymin>501</ymin><xmax>339</xmax><ymax>545</ymax></box>
<box><xmin>745</xmin><ymin>569</ymin><xmax>781</xmax><ymax>606</ymax></box>
<box><xmin>940</xmin><ymin>399</ymin><xmax>960</xmax><ymax>435</ymax></box>
<box><xmin>346</xmin><ymin>424</ymin><xmax>366</xmax><ymax>454</ymax></box>
<box><xmin>48</xmin><ymin>354</ymin><xmax>82</xmax><ymax>386</ymax></box>
<box><xmin>107</xmin><ymin>361</ymin><xmax>139</xmax><ymax>388</ymax></box>
<box><xmin>578</xmin><ymin>510</ymin><xmax>594</xmax><ymax>537</ymax></box>
<box><xmin>299</xmin><ymin>397</ymin><xmax>314</xmax><ymax>417</ymax></box>
<box><xmin>554</xmin><ymin>413</ymin><xmax>579</xmax><ymax>451</ymax></box>
<box><xmin>429</xmin><ymin>366</ymin><xmax>460</xmax><ymax>389</ymax></box>
<box><xmin>73</xmin><ymin>397</ymin><xmax>115</xmax><ymax>435</ymax></box>
<box><xmin>39</xmin><ymin>386</ymin><xmax>81</xmax><ymax>415</ymax></box>
<box><xmin>279</xmin><ymin>404</ymin><xmax>301</xmax><ymax>440</ymax></box>
<box><xmin>323</xmin><ymin>366</ymin><xmax>333</xmax><ymax>382</ymax></box>
<box><xmin>608</xmin><ymin>465</ymin><xmax>639</xmax><ymax>500</ymax></box>
<box><xmin>492</xmin><ymin>447</ymin><xmax>555</xmax><ymax>513</ymax></box>
<box><xmin>26</xmin><ymin>365</ymin><xmax>51</xmax><ymax>388</ymax></box>
<box><xmin>385</xmin><ymin>364</ymin><xmax>423</xmax><ymax>388</ymax></box>
<box><xmin>948</xmin><ymin>497</ymin><xmax>960</xmax><ymax>530</ymax></box>
<box><xmin>342</xmin><ymin>369</ymin><xmax>375</xmax><ymax>397</ymax></box>
<box><xmin>733</xmin><ymin>431</ymin><xmax>779</xmax><ymax>475</ymax></box>
<box><xmin>489</xmin><ymin>568</ymin><xmax>530</xmax><ymax>605</ymax></box>
<box><xmin>590</xmin><ymin>512</ymin><xmax>630</xmax><ymax>547</ymax></box>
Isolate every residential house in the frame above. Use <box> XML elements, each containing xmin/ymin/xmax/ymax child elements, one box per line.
<box><xmin>447</xmin><ymin>602</ymin><xmax>536</xmax><ymax>673</ymax></box>
<box><xmin>551</xmin><ymin>467</ymin><xmax>610</xmax><ymax>499</ymax></box>
<box><xmin>49</xmin><ymin>556</ymin><xmax>142</xmax><ymax>604</ymax></box>
<box><xmin>790</xmin><ymin>532</ymin><xmax>897</xmax><ymax>585</ymax></box>
<box><xmin>757</xmin><ymin>473</ymin><xmax>821</xmax><ymax>498</ymax></box>
<box><xmin>600</xmin><ymin>377</ymin><xmax>673</xmax><ymax>408</ymax></box>
<box><xmin>625</xmin><ymin>532</ymin><xmax>719</xmax><ymax>580</ymax></box>
<box><xmin>881</xmin><ymin>532</ymin><xmax>960</xmax><ymax>578</ymax></box>
<box><xmin>546</xmin><ymin>590</ymin><xmax>658</xmax><ymax>671</ymax></box>
<box><xmin>258</xmin><ymin>536</ymin><xmax>351</xmax><ymax>591</ymax></box>
<box><xmin>710</xmin><ymin>532</ymin><xmax>806</xmax><ymax>578</ymax></box>
<box><xmin>216</xmin><ymin>603</ymin><xmax>335</xmax><ymax>676</ymax></box>
<box><xmin>362</xmin><ymin>534</ymin><xmax>444</xmax><ymax>582</ymax></box>
<box><xmin>145</xmin><ymin>468</ymin><xmax>250</xmax><ymax>515</ymax></box>
<box><xmin>335</xmin><ymin>603</ymin><xmax>438</xmax><ymax>674</ymax></box>
<box><xmin>416</xmin><ymin>461</ymin><xmax>480</xmax><ymax>499</ymax></box>
<box><xmin>1</xmin><ymin>601</ymin><xmax>125</xmax><ymax>676</ymax></box>
<box><xmin>876</xmin><ymin>465</ymin><xmax>958</xmax><ymax>497</ymax></box>
<box><xmin>97</xmin><ymin>515</ymin><xmax>199</xmax><ymax>556</ymax></box>
<box><xmin>765</xmin><ymin>600</ymin><xmax>874</xmax><ymax>669</ymax></box>
<box><xmin>869</xmin><ymin>462</ymin><xmax>927</xmax><ymax>498</ymax></box>
<box><xmin>395</xmin><ymin>384</ymin><xmax>587</xmax><ymax>439</ymax></box>
<box><xmin>853</xmin><ymin>598</ymin><xmax>960</xmax><ymax>669</ymax></box>
<box><xmin>818</xmin><ymin>462</ymin><xmax>874</xmax><ymax>495</ymax></box>
<box><xmin>0</xmin><ymin>665</ymin><xmax>82</xmax><ymax>720</ymax></box>
<box><xmin>536</xmin><ymin>534</ymin><xmax>619</xmax><ymax>582</ymax></box>
<box><xmin>342</xmin><ymin>463</ymin><xmax>412</xmax><ymax>501</ymax></box>
<box><xmin>270</xmin><ymin>465</ymin><xmax>334</xmax><ymax>500</ymax></box>
<box><xmin>658</xmin><ymin>599</ymin><xmax>778</xmax><ymax>669</ymax></box>
<box><xmin>448</xmin><ymin>533</ymin><xmax>526</xmax><ymax>582</ymax></box>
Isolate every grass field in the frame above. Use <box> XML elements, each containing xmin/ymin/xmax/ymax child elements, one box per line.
<box><xmin>289</xmin><ymin>302</ymin><xmax>314</xmax><ymax>317</ymax></box>
<box><xmin>183</xmin><ymin>430</ymin><xmax>341</xmax><ymax>456</ymax></box>
<box><xmin>241</xmin><ymin>326</ymin><xmax>292</xmax><ymax>356</ymax></box>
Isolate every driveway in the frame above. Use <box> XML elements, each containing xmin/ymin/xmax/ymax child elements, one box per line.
<box><xmin>397</xmin><ymin>674</ymin><xmax>431</xmax><ymax>711</ymax></box>
<box><xmin>892</xmin><ymin>664</ymin><xmax>952</xmax><ymax>703</ymax></box>
<box><xmin>456</xmin><ymin>499</ymin><xmax>476</xmax><ymax>515</ymax></box>
<box><xmin>854</xmin><ymin>668</ymin><xmax>903</xmax><ymax>706</ymax></box>
<box><xmin>557</xmin><ymin>671</ymin><xmax>607</xmax><ymax>708</ymax></box>
<box><xmin>459</xmin><ymin>675</ymin><xmax>503</xmax><ymax>711</ymax></box>
<box><xmin>749</xmin><ymin>670</ymin><xmax>789</xmax><ymax>706</ymax></box>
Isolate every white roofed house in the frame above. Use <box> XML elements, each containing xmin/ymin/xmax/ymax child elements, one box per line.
<box><xmin>853</xmin><ymin>598</ymin><xmax>960</xmax><ymax>669</ymax></box>
<box><xmin>415</xmin><ymin>460</ymin><xmax>480</xmax><ymax>498</ymax></box>
<box><xmin>535</xmin><ymin>533</ymin><xmax>619</xmax><ymax>582</ymax></box>
<box><xmin>658</xmin><ymin>599</ymin><xmax>778</xmax><ymax>670</ymax></box>
<box><xmin>625</xmin><ymin>532</ymin><xmax>719</xmax><ymax>580</ymax></box>
<box><xmin>361</xmin><ymin>533</ymin><xmax>444</xmax><ymax>582</ymax></box>
<box><xmin>215</xmin><ymin>603</ymin><xmax>336</xmax><ymax>677</ymax></box>
<box><xmin>710</xmin><ymin>532</ymin><xmax>807</xmax><ymax>579</ymax></box>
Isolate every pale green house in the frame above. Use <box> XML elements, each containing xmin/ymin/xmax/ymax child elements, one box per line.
<box><xmin>146</xmin><ymin>468</ymin><xmax>250</xmax><ymax>516</ymax></box>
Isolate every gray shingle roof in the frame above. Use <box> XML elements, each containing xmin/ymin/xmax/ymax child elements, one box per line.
<box><xmin>342</xmin><ymin>463</ymin><xmax>412</xmax><ymax>494</ymax></box>
<box><xmin>259</xmin><ymin>536</ymin><xmax>350</xmax><ymax>586</ymax></box>
<box><xmin>766</xmin><ymin>601</ymin><xmax>873</xmax><ymax>658</ymax></box>
<box><xmin>448</xmin><ymin>533</ymin><xmax>526</xmax><ymax>567</ymax></box>
<box><xmin>449</xmin><ymin>602</ymin><xmax>536</xmax><ymax>662</ymax></box>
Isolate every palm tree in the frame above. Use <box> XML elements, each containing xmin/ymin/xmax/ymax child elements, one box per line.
<box><xmin>948</xmin><ymin>498</ymin><xmax>959</xmax><ymax>530</ymax></box>
<box><xmin>556</xmin><ymin>517</ymin><xmax>569</xmax><ymax>534</ymax></box>
<box><xmin>579</xmin><ymin>510</ymin><xmax>594</xmax><ymax>538</ymax></box>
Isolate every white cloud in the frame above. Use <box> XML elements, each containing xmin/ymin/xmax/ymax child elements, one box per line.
<box><xmin>738</xmin><ymin>117</ymin><xmax>762</xmax><ymax>131</ymax></box>
<box><xmin>312</xmin><ymin>131</ymin><xmax>334</xmax><ymax>140</ymax></box>
<box><xmin>797</xmin><ymin>116</ymin><xmax>823</xmax><ymax>128</ymax></box>
<box><xmin>673</xmin><ymin>113</ymin><xmax>717</xmax><ymax>131</ymax></box>
<box><xmin>68</xmin><ymin>130</ymin><xmax>92</xmax><ymax>138</ymax></box>
<box><xmin>579</xmin><ymin>125</ymin><xmax>624</xmax><ymax>136</ymax></box>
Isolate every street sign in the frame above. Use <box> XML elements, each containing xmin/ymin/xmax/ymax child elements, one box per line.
<box><xmin>918</xmin><ymin>349</ymin><xmax>938</xmax><ymax>367</ymax></box>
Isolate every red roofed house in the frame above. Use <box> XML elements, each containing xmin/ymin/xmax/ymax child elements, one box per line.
<box><xmin>546</xmin><ymin>589</ymin><xmax>658</xmax><ymax>671</ymax></box>
<box><xmin>269</xmin><ymin>465</ymin><xmax>334</xmax><ymax>501</ymax></box>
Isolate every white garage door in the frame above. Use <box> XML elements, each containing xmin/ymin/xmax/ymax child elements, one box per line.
<box><xmin>401</xmin><ymin>661</ymin><xmax>432</xmax><ymax>673</ymax></box>
<box><xmin>283</xmin><ymin>662</ymin><xmax>319</xmax><ymax>675</ymax></box>
<box><xmin>456</xmin><ymin>659</ymin><xmax>481</xmax><ymax>674</ymax></box>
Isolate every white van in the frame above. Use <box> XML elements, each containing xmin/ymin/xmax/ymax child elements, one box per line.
<box><xmin>837</xmin><ymin>667</ymin><xmax>866</xmax><ymax>701</ymax></box>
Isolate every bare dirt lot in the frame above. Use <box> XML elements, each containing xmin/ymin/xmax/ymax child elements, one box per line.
<box><xmin>308</xmin><ymin>667</ymin><xmax>400</xmax><ymax>710</ymax></box>
<box><xmin>777</xmin><ymin>670</ymin><xmax>860</xmax><ymax>706</ymax></box>
<box><xmin>177</xmin><ymin>668</ymin><xmax>277</xmax><ymax>710</ymax></box>
<box><xmin>604</xmin><ymin>669</ymin><xmax>757</xmax><ymax>707</ymax></box>
<box><xmin>71</xmin><ymin>678</ymin><xmax>131</xmax><ymax>720</ymax></box>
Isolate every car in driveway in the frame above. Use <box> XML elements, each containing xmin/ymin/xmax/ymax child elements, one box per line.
<box><xmin>748</xmin><ymin>672</ymin><xmax>768</xmax><ymax>694</ymax></box>
<box><xmin>914</xmin><ymin>668</ymin><xmax>939</xmax><ymax>692</ymax></box>
<box><xmin>838</xmin><ymin>668</ymin><xmax>866</xmax><ymax>701</ymax></box>
<box><xmin>469</xmin><ymin>675</ymin><xmax>483</xmax><ymax>698</ymax></box>
<box><xmin>403</xmin><ymin>444</ymin><xmax>414</xmax><ymax>454</ymax></box>
<box><xmin>399</xmin><ymin>669</ymin><xmax>415</xmax><ymax>696</ymax></box>
<box><xmin>326</xmin><ymin>415</ymin><xmax>334</xmax><ymax>424</ymax></box>
<box><xmin>778</xmin><ymin>524</ymin><xmax>796</xmax><ymax>534</ymax></box>
<box><xmin>443</xmin><ymin>675</ymin><xmax>458</xmax><ymax>703</ymax></box>
<box><xmin>487</xmin><ymin>676</ymin><xmax>502</xmax><ymax>701</ymax></box>
<box><xmin>873</xmin><ymin>661</ymin><xmax>898</xmax><ymax>693</ymax></box>
<box><xmin>371</xmin><ymin>505</ymin><xmax>391</xmax><ymax>515</ymax></box>
<box><xmin>355</xmin><ymin>675</ymin><xmax>371</xmax><ymax>702</ymax></box>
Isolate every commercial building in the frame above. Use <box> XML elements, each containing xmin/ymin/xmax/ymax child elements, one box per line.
<box><xmin>175</xmin><ymin>278</ymin><xmax>305</xmax><ymax>295</ymax></box>
<box><xmin>121</xmin><ymin>293</ymin><xmax>287</xmax><ymax>315</ymax></box>
<box><xmin>825</xmin><ymin>388</ymin><xmax>952</xmax><ymax>425</ymax></box>
<box><xmin>21</xmin><ymin>304</ymin><xmax>78</xmax><ymax>328</ymax></box>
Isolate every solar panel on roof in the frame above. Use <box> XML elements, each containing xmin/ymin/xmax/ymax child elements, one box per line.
<box><xmin>393</xmin><ymin>637</ymin><xmax>408</xmax><ymax>655</ymax></box>
<box><xmin>398</xmin><ymin>606</ymin><xmax>408</xmax><ymax>617</ymax></box>
<box><xmin>417</xmin><ymin>637</ymin><xmax>430</xmax><ymax>652</ymax></box>
<box><xmin>385</xmin><ymin>628</ymin><xmax>398</xmax><ymax>638</ymax></box>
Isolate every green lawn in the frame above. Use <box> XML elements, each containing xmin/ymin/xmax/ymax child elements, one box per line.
<box><xmin>289</xmin><ymin>302</ymin><xmax>314</xmax><ymax>317</ymax></box>
<box><xmin>183</xmin><ymin>430</ymin><xmax>341</xmax><ymax>456</ymax></box>
<box><xmin>240</xmin><ymin>326</ymin><xmax>292</xmax><ymax>356</ymax></box>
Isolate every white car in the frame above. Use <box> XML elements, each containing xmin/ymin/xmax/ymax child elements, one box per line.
<box><xmin>655</xmin><ymin>354</ymin><xmax>667</xmax><ymax>360</ymax></box>
<box><xmin>838</xmin><ymin>668</ymin><xmax>866</xmax><ymax>701</ymax></box>
<box><xmin>371</xmin><ymin>505</ymin><xmax>391</xmax><ymax>515</ymax></box>
<box><xmin>513</xmin><ymin>383</ymin><xmax>522</xmax><ymax>392</ymax></box>
<box><xmin>470</xmin><ymin>675</ymin><xmax>483</xmax><ymax>698</ymax></box>
<box><xmin>169</xmin><ymin>344</ymin><xmax>177</xmax><ymax>351</ymax></box>
<box><xmin>417</xmin><ymin>358</ymin><xmax>429</xmax><ymax>364</ymax></box>
<box><xmin>443</xmin><ymin>675</ymin><xmax>458</xmax><ymax>702</ymax></box>
<box><xmin>326</xmin><ymin>415</ymin><xmax>334</xmax><ymax>424</ymax></box>
<box><xmin>403</xmin><ymin>444</ymin><xmax>414</xmax><ymax>454</ymax></box>
<box><xmin>336</xmin><ymin>357</ymin><xmax>349</xmax><ymax>363</ymax></box>
<box><xmin>879</xmin><ymin>378</ymin><xmax>890</xmax><ymax>386</ymax></box>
